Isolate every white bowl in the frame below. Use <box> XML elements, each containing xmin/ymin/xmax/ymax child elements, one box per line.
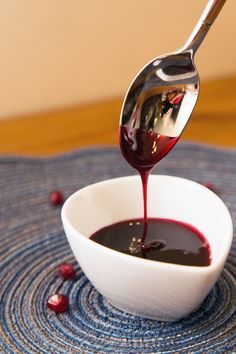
<box><xmin>61</xmin><ymin>175</ymin><xmax>233</xmax><ymax>322</ymax></box>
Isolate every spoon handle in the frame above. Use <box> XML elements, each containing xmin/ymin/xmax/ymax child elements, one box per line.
<box><xmin>183</xmin><ymin>0</ymin><xmax>226</xmax><ymax>54</ymax></box>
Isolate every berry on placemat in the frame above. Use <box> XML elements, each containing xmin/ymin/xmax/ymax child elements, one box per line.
<box><xmin>201</xmin><ymin>183</ymin><xmax>216</xmax><ymax>192</ymax></box>
<box><xmin>49</xmin><ymin>191</ymin><xmax>64</xmax><ymax>206</ymax></box>
<box><xmin>47</xmin><ymin>294</ymin><xmax>69</xmax><ymax>313</ymax></box>
<box><xmin>59</xmin><ymin>263</ymin><xmax>76</xmax><ymax>280</ymax></box>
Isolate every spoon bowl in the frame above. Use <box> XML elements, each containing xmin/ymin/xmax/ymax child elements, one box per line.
<box><xmin>120</xmin><ymin>0</ymin><xmax>226</xmax><ymax>140</ymax></box>
<box><xmin>120</xmin><ymin>50</ymin><xmax>199</xmax><ymax>139</ymax></box>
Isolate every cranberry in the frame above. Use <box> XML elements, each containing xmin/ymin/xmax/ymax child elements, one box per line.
<box><xmin>50</xmin><ymin>191</ymin><xmax>64</xmax><ymax>206</ymax></box>
<box><xmin>47</xmin><ymin>294</ymin><xmax>69</xmax><ymax>313</ymax></box>
<box><xmin>59</xmin><ymin>263</ymin><xmax>76</xmax><ymax>280</ymax></box>
<box><xmin>201</xmin><ymin>183</ymin><xmax>215</xmax><ymax>192</ymax></box>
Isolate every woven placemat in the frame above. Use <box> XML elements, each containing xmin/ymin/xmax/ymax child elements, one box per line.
<box><xmin>0</xmin><ymin>143</ymin><xmax>235</xmax><ymax>354</ymax></box>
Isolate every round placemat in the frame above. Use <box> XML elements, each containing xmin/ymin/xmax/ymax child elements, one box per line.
<box><xmin>0</xmin><ymin>143</ymin><xmax>235</xmax><ymax>353</ymax></box>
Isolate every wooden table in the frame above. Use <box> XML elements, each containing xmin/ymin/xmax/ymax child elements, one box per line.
<box><xmin>0</xmin><ymin>76</ymin><xmax>236</xmax><ymax>156</ymax></box>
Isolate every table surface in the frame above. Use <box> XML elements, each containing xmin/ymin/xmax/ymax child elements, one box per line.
<box><xmin>0</xmin><ymin>76</ymin><xmax>236</xmax><ymax>156</ymax></box>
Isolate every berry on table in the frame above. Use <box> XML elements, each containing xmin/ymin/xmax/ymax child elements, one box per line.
<box><xmin>201</xmin><ymin>183</ymin><xmax>216</xmax><ymax>192</ymax></box>
<box><xmin>49</xmin><ymin>191</ymin><xmax>64</xmax><ymax>206</ymax></box>
<box><xmin>59</xmin><ymin>263</ymin><xmax>76</xmax><ymax>280</ymax></box>
<box><xmin>47</xmin><ymin>294</ymin><xmax>69</xmax><ymax>313</ymax></box>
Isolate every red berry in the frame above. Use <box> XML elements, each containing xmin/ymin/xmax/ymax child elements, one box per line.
<box><xmin>47</xmin><ymin>294</ymin><xmax>69</xmax><ymax>313</ymax></box>
<box><xmin>201</xmin><ymin>183</ymin><xmax>215</xmax><ymax>192</ymax></box>
<box><xmin>50</xmin><ymin>191</ymin><xmax>64</xmax><ymax>206</ymax></box>
<box><xmin>59</xmin><ymin>263</ymin><xmax>76</xmax><ymax>280</ymax></box>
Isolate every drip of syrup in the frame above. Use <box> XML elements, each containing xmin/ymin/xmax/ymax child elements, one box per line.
<box><xmin>119</xmin><ymin>126</ymin><xmax>178</xmax><ymax>251</ymax></box>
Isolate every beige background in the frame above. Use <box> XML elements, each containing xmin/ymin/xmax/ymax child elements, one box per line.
<box><xmin>0</xmin><ymin>0</ymin><xmax>235</xmax><ymax>120</ymax></box>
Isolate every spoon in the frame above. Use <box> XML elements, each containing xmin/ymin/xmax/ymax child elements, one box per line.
<box><xmin>119</xmin><ymin>0</ymin><xmax>226</xmax><ymax>250</ymax></box>
<box><xmin>120</xmin><ymin>0</ymin><xmax>226</xmax><ymax>141</ymax></box>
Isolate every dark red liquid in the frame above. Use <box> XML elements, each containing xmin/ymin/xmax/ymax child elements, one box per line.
<box><xmin>90</xmin><ymin>218</ymin><xmax>211</xmax><ymax>266</ymax></box>
<box><xmin>119</xmin><ymin>126</ymin><xmax>178</xmax><ymax>245</ymax></box>
<box><xmin>119</xmin><ymin>126</ymin><xmax>178</xmax><ymax>171</ymax></box>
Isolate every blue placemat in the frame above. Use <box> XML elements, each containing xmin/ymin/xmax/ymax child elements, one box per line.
<box><xmin>0</xmin><ymin>143</ymin><xmax>235</xmax><ymax>353</ymax></box>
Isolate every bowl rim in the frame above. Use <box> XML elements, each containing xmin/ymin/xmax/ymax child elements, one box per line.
<box><xmin>61</xmin><ymin>175</ymin><xmax>233</xmax><ymax>274</ymax></box>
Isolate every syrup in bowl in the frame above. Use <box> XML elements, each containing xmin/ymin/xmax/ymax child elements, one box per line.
<box><xmin>90</xmin><ymin>217</ymin><xmax>211</xmax><ymax>267</ymax></box>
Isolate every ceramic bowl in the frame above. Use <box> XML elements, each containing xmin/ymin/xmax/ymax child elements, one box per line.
<box><xmin>61</xmin><ymin>175</ymin><xmax>233</xmax><ymax>321</ymax></box>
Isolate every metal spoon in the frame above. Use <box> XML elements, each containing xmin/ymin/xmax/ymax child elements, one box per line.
<box><xmin>120</xmin><ymin>0</ymin><xmax>226</xmax><ymax>140</ymax></box>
